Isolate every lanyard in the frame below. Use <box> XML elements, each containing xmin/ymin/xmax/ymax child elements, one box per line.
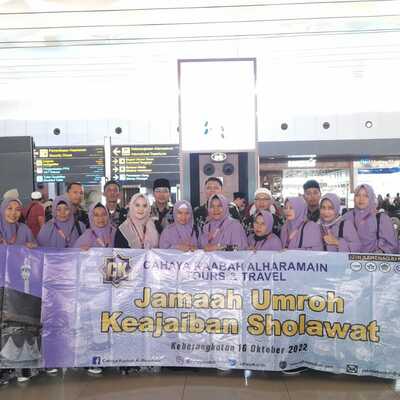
<box><xmin>54</xmin><ymin>222</ymin><xmax>75</xmax><ymax>248</ymax></box>
<box><xmin>0</xmin><ymin>223</ymin><xmax>19</xmax><ymax>245</ymax></box>
<box><xmin>92</xmin><ymin>227</ymin><xmax>113</xmax><ymax>248</ymax></box>
<box><xmin>207</xmin><ymin>220</ymin><xmax>225</xmax><ymax>244</ymax></box>
<box><xmin>131</xmin><ymin>222</ymin><xmax>147</xmax><ymax>249</ymax></box>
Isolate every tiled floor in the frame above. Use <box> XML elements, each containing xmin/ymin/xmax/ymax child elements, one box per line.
<box><xmin>1</xmin><ymin>368</ymin><xmax>399</xmax><ymax>400</ymax></box>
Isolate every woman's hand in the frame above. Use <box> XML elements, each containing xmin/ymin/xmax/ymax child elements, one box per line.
<box><xmin>204</xmin><ymin>244</ymin><xmax>223</xmax><ymax>252</ymax></box>
<box><xmin>80</xmin><ymin>245</ymin><xmax>91</xmax><ymax>251</ymax></box>
<box><xmin>26</xmin><ymin>242</ymin><xmax>37</xmax><ymax>249</ymax></box>
<box><xmin>323</xmin><ymin>233</ymin><xmax>339</xmax><ymax>247</ymax></box>
<box><xmin>176</xmin><ymin>244</ymin><xmax>192</xmax><ymax>252</ymax></box>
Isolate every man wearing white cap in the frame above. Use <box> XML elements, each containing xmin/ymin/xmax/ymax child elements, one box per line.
<box><xmin>243</xmin><ymin>188</ymin><xmax>283</xmax><ymax>236</ymax></box>
<box><xmin>23</xmin><ymin>191</ymin><xmax>45</xmax><ymax>238</ymax></box>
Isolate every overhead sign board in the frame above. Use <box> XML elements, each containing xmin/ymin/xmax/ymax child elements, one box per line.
<box><xmin>34</xmin><ymin>146</ymin><xmax>105</xmax><ymax>185</ymax></box>
<box><xmin>110</xmin><ymin>145</ymin><xmax>179</xmax><ymax>185</ymax></box>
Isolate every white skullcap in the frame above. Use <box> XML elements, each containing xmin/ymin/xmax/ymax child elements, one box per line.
<box><xmin>31</xmin><ymin>191</ymin><xmax>42</xmax><ymax>200</ymax></box>
<box><xmin>254</xmin><ymin>188</ymin><xmax>272</xmax><ymax>199</ymax></box>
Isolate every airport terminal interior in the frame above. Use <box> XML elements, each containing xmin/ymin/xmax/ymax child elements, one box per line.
<box><xmin>1</xmin><ymin>0</ymin><xmax>400</xmax><ymax>398</ymax></box>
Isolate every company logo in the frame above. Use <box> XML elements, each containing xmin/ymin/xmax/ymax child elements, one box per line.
<box><xmin>394</xmin><ymin>265</ymin><xmax>400</xmax><ymax>274</ymax></box>
<box><xmin>346</xmin><ymin>364</ymin><xmax>359</xmax><ymax>374</ymax></box>
<box><xmin>101</xmin><ymin>253</ymin><xmax>132</xmax><ymax>287</ymax></box>
<box><xmin>365</xmin><ymin>262</ymin><xmax>377</xmax><ymax>272</ymax></box>
<box><xmin>379</xmin><ymin>263</ymin><xmax>391</xmax><ymax>273</ymax></box>
<box><xmin>92</xmin><ymin>356</ymin><xmax>101</xmax><ymax>365</ymax></box>
<box><xmin>350</xmin><ymin>262</ymin><xmax>362</xmax><ymax>272</ymax></box>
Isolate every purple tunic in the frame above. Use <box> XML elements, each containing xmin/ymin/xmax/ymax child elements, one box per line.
<box><xmin>0</xmin><ymin>197</ymin><xmax>35</xmax><ymax>246</ymax></box>
<box><xmin>159</xmin><ymin>200</ymin><xmax>198</xmax><ymax>249</ymax></box>
<box><xmin>280</xmin><ymin>197</ymin><xmax>324</xmax><ymax>251</ymax></box>
<box><xmin>319</xmin><ymin>193</ymin><xmax>361</xmax><ymax>253</ymax></box>
<box><xmin>74</xmin><ymin>203</ymin><xmax>116</xmax><ymax>248</ymax></box>
<box><xmin>247</xmin><ymin>210</ymin><xmax>282</xmax><ymax>250</ymax></box>
<box><xmin>344</xmin><ymin>184</ymin><xmax>398</xmax><ymax>254</ymax></box>
<box><xmin>199</xmin><ymin>194</ymin><xmax>248</xmax><ymax>250</ymax></box>
<box><xmin>37</xmin><ymin>195</ymin><xmax>85</xmax><ymax>248</ymax></box>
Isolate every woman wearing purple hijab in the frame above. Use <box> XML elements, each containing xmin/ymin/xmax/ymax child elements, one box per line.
<box><xmin>74</xmin><ymin>203</ymin><xmax>116</xmax><ymax>250</ymax></box>
<box><xmin>159</xmin><ymin>200</ymin><xmax>198</xmax><ymax>251</ymax></box>
<box><xmin>281</xmin><ymin>197</ymin><xmax>323</xmax><ymax>251</ymax></box>
<box><xmin>199</xmin><ymin>194</ymin><xmax>248</xmax><ymax>251</ymax></box>
<box><xmin>37</xmin><ymin>195</ymin><xmax>85</xmax><ymax>248</ymax></box>
<box><xmin>0</xmin><ymin>197</ymin><xmax>36</xmax><ymax>248</ymax></box>
<box><xmin>0</xmin><ymin>197</ymin><xmax>36</xmax><ymax>384</ymax></box>
<box><xmin>319</xmin><ymin>193</ymin><xmax>361</xmax><ymax>252</ymax></box>
<box><xmin>248</xmin><ymin>210</ymin><xmax>282</xmax><ymax>251</ymax></box>
<box><xmin>344</xmin><ymin>184</ymin><xmax>398</xmax><ymax>254</ymax></box>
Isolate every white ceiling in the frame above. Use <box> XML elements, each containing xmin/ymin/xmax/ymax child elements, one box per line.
<box><xmin>0</xmin><ymin>0</ymin><xmax>399</xmax><ymax>48</ymax></box>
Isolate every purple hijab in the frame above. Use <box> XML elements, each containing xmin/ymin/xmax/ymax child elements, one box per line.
<box><xmin>199</xmin><ymin>194</ymin><xmax>248</xmax><ymax>250</ymax></box>
<box><xmin>281</xmin><ymin>197</ymin><xmax>323</xmax><ymax>251</ymax></box>
<box><xmin>320</xmin><ymin>193</ymin><xmax>361</xmax><ymax>253</ymax></box>
<box><xmin>37</xmin><ymin>195</ymin><xmax>85</xmax><ymax>248</ymax></box>
<box><xmin>159</xmin><ymin>200</ymin><xmax>198</xmax><ymax>249</ymax></box>
<box><xmin>344</xmin><ymin>184</ymin><xmax>397</xmax><ymax>253</ymax></box>
<box><xmin>74</xmin><ymin>203</ymin><xmax>116</xmax><ymax>248</ymax></box>
<box><xmin>0</xmin><ymin>197</ymin><xmax>34</xmax><ymax>245</ymax></box>
<box><xmin>247</xmin><ymin>210</ymin><xmax>282</xmax><ymax>250</ymax></box>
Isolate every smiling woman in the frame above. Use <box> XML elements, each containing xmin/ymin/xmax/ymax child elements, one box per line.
<box><xmin>114</xmin><ymin>193</ymin><xmax>159</xmax><ymax>249</ymax></box>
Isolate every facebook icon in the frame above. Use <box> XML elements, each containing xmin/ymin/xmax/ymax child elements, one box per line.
<box><xmin>92</xmin><ymin>356</ymin><xmax>101</xmax><ymax>365</ymax></box>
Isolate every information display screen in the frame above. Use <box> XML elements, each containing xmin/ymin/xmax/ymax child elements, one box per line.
<box><xmin>110</xmin><ymin>145</ymin><xmax>179</xmax><ymax>185</ymax></box>
<box><xmin>34</xmin><ymin>146</ymin><xmax>105</xmax><ymax>185</ymax></box>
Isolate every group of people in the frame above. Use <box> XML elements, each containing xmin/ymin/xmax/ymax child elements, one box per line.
<box><xmin>1</xmin><ymin>176</ymin><xmax>399</xmax><ymax>258</ymax></box>
<box><xmin>0</xmin><ymin>176</ymin><xmax>398</xmax><ymax>383</ymax></box>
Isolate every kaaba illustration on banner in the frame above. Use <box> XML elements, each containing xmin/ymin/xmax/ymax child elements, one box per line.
<box><xmin>0</xmin><ymin>255</ymin><xmax>42</xmax><ymax>367</ymax></box>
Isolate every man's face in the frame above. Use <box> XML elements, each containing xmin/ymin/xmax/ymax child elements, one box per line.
<box><xmin>205</xmin><ymin>181</ymin><xmax>222</xmax><ymax>199</ymax></box>
<box><xmin>235</xmin><ymin>198</ymin><xmax>246</xmax><ymax>210</ymax></box>
<box><xmin>104</xmin><ymin>184</ymin><xmax>120</xmax><ymax>203</ymax></box>
<box><xmin>154</xmin><ymin>187</ymin><xmax>170</xmax><ymax>205</ymax></box>
<box><xmin>255</xmin><ymin>194</ymin><xmax>272</xmax><ymax>211</ymax></box>
<box><xmin>67</xmin><ymin>184</ymin><xmax>83</xmax><ymax>206</ymax></box>
<box><xmin>304</xmin><ymin>188</ymin><xmax>321</xmax><ymax>209</ymax></box>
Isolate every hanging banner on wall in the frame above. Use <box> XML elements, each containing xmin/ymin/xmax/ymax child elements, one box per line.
<box><xmin>1</xmin><ymin>246</ymin><xmax>400</xmax><ymax>379</ymax></box>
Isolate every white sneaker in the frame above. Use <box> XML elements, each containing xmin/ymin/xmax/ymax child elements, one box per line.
<box><xmin>17</xmin><ymin>376</ymin><xmax>31</xmax><ymax>383</ymax></box>
<box><xmin>282</xmin><ymin>367</ymin><xmax>308</xmax><ymax>375</ymax></box>
<box><xmin>88</xmin><ymin>368</ymin><xmax>103</xmax><ymax>375</ymax></box>
<box><xmin>46</xmin><ymin>369</ymin><xmax>58</xmax><ymax>375</ymax></box>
